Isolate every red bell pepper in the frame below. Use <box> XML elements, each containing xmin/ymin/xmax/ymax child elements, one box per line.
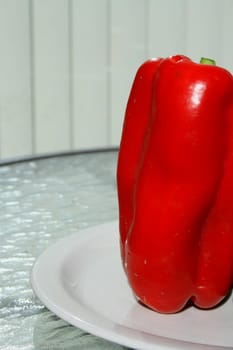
<box><xmin>117</xmin><ymin>55</ymin><xmax>233</xmax><ymax>313</ymax></box>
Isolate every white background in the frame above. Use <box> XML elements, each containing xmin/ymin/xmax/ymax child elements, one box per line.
<box><xmin>0</xmin><ymin>0</ymin><xmax>232</xmax><ymax>159</ymax></box>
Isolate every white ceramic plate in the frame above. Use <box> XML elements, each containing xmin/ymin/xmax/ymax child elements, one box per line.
<box><xmin>31</xmin><ymin>221</ymin><xmax>233</xmax><ymax>350</ymax></box>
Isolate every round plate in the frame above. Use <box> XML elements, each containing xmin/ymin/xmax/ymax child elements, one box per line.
<box><xmin>31</xmin><ymin>221</ymin><xmax>233</xmax><ymax>350</ymax></box>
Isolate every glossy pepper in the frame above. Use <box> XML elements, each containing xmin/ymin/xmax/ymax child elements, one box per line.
<box><xmin>117</xmin><ymin>55</ymin><xmax>233</xmax><ymax>313</ymax></box>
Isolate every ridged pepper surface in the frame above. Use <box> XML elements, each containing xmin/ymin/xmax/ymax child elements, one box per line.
<box><xmin>117</xmin><ymin>55</ymin><xmax>233</xmax><ymax>313</ymax></box>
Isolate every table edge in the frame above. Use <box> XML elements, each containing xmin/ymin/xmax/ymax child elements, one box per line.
<box><xmin>0</xmin><ymin>147</ymin><xmax>119</xmax><ymax>167</ymax></box>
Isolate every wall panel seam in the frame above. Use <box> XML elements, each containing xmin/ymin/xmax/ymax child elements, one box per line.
<box><xmin>107</xmin><ymin>0</ymin><xmax>112</xmax><ymax>146</ymax></box>
<box><xmin>145</xmin><ymin>0</ymin><xmax>149</xmax><ymax>59</ymax></box>
<box><xmin>183</xmin><ymin>0</ymin><xmax>188</xmax><ymax>56</ymax></box>
<box><xmin>29</xmin><ymin>0</ymin><xmax>36</xmax><ymax>154</ymax></box>
<box><xmin>68</xmin><ymin>0</ymin><xmax>74</xmax><ymax>150</ymax></box>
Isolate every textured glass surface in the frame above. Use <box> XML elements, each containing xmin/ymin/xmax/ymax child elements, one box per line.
<box><xmin>0</xmin><ymin>150</ymin><xmax>128</xmax><ymax>350</ymax></box>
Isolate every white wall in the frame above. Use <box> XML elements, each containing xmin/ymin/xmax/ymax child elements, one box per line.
<box><xmin>0</xmin><ymin>0</ymin><xmax>232</xmax><ymax>159</ymax></box>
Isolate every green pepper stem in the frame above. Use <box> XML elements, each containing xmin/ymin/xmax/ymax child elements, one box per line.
<box><xmin>200</xmin><ymin>57</ymin><xmax>216</xmax><ymax>65</ymax></box>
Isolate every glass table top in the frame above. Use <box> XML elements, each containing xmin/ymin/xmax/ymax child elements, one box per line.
<box><xmin>0</xmin><ymin>149</ymin><xmax>128</xmax><ymax>350</ymax></box>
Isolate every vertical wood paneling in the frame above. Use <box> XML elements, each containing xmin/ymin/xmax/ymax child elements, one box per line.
<box><xmin>221</xmin><ymin>0</ymin><xmax>233</xmax><ymax>72</ymax></box>
<box><xmin>148</xmin><ymin>0</ymin><xmax>186</xmax><ymax>58</ymax></box>
<box><xmin>110</xmin><ymin>0</ymin><xmax>148</xmax><ymax>146</ymax></box>
<box><xmin>186</xmin><ymin>0</ymin><xmax>223</xmax><ymax>64</ymax></box>
<box><xmin>72</xmin><ymin>0</ymin><xmax>109</xmax><ymax>149</ymax></box>
<box><xmin>0</xmin><ymin>1</ymin><xmax>233</xmax><ymax>159</ymax></box>
<box><xmin>0</xmin><ymin>0</ymin><xmax>32</xmax><ymax>158</ymax></box>
<box><xmin>32</xmin><ymin>0</ymin><xmax>71</xmax><ymax>154</ymax></box>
